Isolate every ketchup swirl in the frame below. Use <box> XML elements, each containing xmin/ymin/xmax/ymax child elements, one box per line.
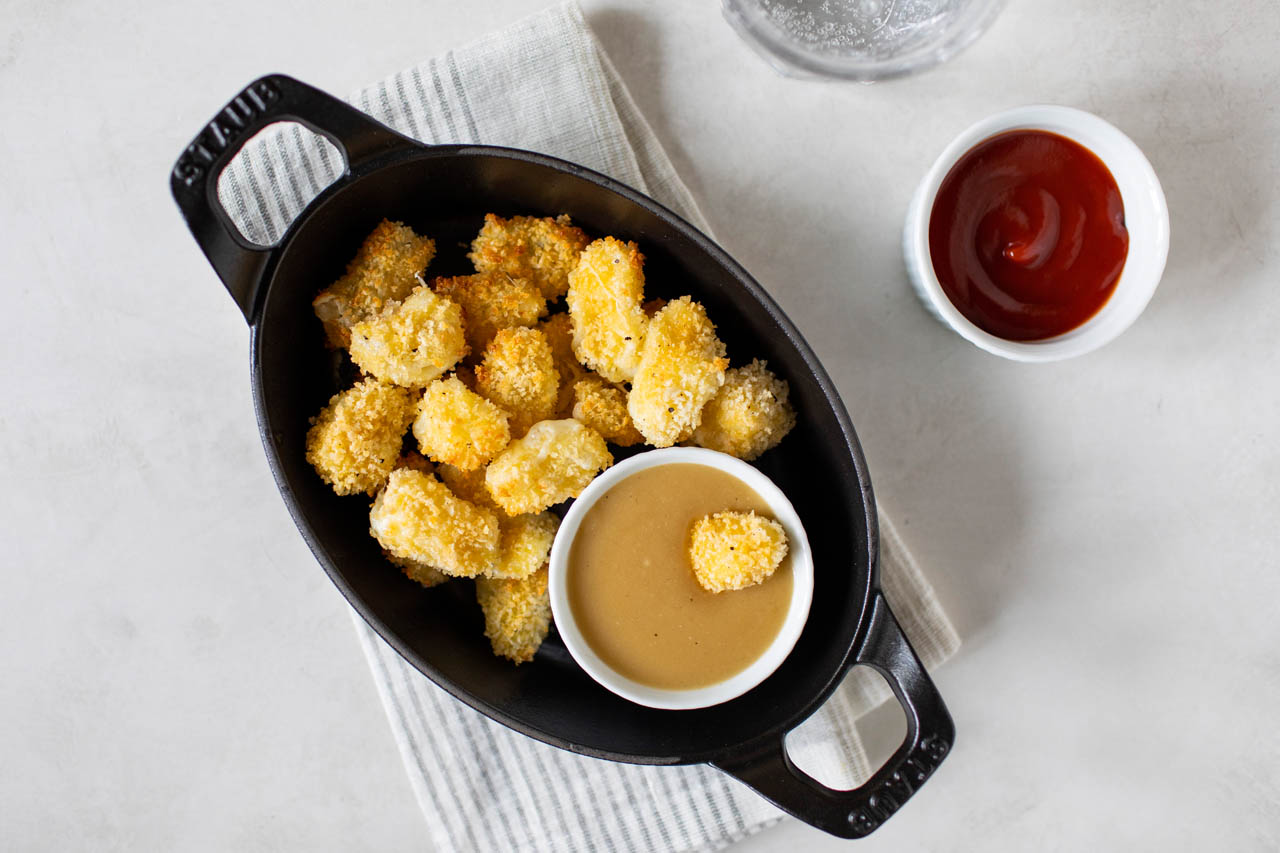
<box><xmin>929</xmin><ymin>130</ymin><xmax>1128</xmax><ymax>341</ymax></box>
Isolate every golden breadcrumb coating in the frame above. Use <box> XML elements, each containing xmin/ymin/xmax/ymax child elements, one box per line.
<box><xmin>691</xmin><ymin>360</ymin><xmax>796</xmax><ymax>461</ymax></box>
<box><xmin>305</xmin><ymin>380</ymin><xmax>417</xmax><ymax>496</ymax></box>
<box><xmin>628</xmin><ymin>296</ymin><xmax>728</xmax><ymax>447</ymax></box>
<box><xmin>385</xmin><ymin>550</ymin><xmax>450</xmax><ymax>589</ymax></box>
<box><xmin>369</xmin><ymin>469</ymin><xmax>499</xmax><ymax>578</ymax></box>
<box><xmin>436</xmin><ymin>462</ymin><xmax>502</xmax><ymax>514</ymax></box>
<box><xmin>475</xmin><ymin>327</ymin><xmax>559</xmax><ymax>437</ymax></box>
<box><xmin>412</xmin><ymin>377</ymin><xmax>511</xmax><ymax>470</ymax></box>
<box><xmin>349</xmin><ymin>285</ymin><xmax>467</xmax><ymax>388</ymax></box>
<box><xmin>572</xmin><ymin>375</ymin><xmax>644</xmax><ymax>447</ymax></box>
<box><xmin>566</xmin><ymin>237</ymin><xmax>649</xmax><ymax>383</ymax></box>
<box><xmin>539</xmin><ymin>313</ymin><xmax>591</xmax><ymax>417</ymax></box>
<box><xmin>437</xmin><ymin>462</ymin><xmax>558</xmax><ymax>578</ymax></box>
<box><xmin>438</xmin><ymin>462</ymin><xmax>555</xmax><ymax>579</ymax></box>
<box><xmin>381</xmin><ymin>453</ymin><xmax>449</xmax><ymax>587</ymax></box>
<box><xmin>476</xmin><ymin>566</ymin><xmax>551</xmax><ymax>664</ymax></box>
<box><xmin>468</xmin><ymin>213</ymin><xmax>589</xmax><ymax>301</ymax></box>
<box><xmin>485</xmin><ymin>419</ymin><xmax>613</xmax><ymax>515</ymax></box>
<box><xmin>487</xmin><ymin>512</ymin><xmax>559</xmax><ymax>580</ymax></box>
<box><xmin>432</xmin><ymin>271</ymin><xmax>548</xmax><ymax>355</ymax></box>
<box><xmin>312</xmin><ymin>220</ymin><xmax>436</xmax><ymax>348</ymax></box>
<box><xmin>689</xmin><ymin>511</ymin><xmax>789</xmax><ymax>593</ymax></box>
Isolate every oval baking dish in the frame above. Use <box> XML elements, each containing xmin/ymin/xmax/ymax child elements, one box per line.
<box><xmin>170</xmin><ymin>74</ymin><xmax>954</xmax><ymax>838</ymax></box>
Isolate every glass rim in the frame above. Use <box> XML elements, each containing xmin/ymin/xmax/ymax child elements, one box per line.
<box><xmin>722</xmin><ymin>0</ymin><xmax>1008</xmax><ymax>82</ymax></box>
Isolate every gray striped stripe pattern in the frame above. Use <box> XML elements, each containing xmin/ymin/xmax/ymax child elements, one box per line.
<box><xmin>353</xmin><ymin>616</ymin><xmax>784</xmax><ymax>853</ymax></box>
<box><xmin>218</xmin><ymin>4</ymin><xmax>959</xmax><ymax>851</ymax></box>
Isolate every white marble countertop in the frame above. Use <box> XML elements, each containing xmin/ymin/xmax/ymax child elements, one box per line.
<box><xmin>4</xmin><ymin>0</ymin><xmax>1278</xmax><ymax>849</ymax></box>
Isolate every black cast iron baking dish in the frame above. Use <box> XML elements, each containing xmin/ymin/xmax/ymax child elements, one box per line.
<box><xmin>171</xmin><ymin>74</ymin><xmax>955</xmax><ymax>838</ymax></box>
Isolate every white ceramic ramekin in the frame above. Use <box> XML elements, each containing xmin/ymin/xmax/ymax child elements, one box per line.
<box><xmin>903</xmin><ymin>105</ymin><xmax>1169</xmax><ymax>362</ymax></box>
<box><xmin>548</xmin><ymin>448</ymin><xmax>814</xmax><ymax>710</ymax></box>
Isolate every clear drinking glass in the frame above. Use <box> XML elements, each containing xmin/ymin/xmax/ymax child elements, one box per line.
<box><xmin>723</xmin><ymin>0</ymin><xmax>1006</xmax><ymax>82</ymax></box>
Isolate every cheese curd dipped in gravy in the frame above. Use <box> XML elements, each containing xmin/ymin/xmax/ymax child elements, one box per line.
<box><xmin>929</xmin><ymin>130</ymin><xmax>1129</xmax><ymax>341</ymax></box>
<box><xmin>566</xmin><ymin>463</ymin><xmax>793</xmax><ymax>690</ymax></box>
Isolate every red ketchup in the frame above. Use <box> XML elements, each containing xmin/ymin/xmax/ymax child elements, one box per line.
<box><xmin>928</xmin><ymin>130</ymin><xmax>1129</xmax><ymax>341</ymax></box>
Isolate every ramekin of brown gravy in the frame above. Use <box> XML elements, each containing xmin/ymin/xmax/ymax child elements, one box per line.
<box><xmin>548</xmin><ymin>448</ymin><xmax>813</xmax><ymax>710</ymax></box>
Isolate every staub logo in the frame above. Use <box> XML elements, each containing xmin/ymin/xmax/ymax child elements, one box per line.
<box><xmin>848</xmin><ymin>734</ymin><xmax>949</xmax><ymax>835</ymax></box>
<box><xmin>173</xmin><ymin>79</ymin><xmax>281</xmax><ymax>188</ymax></box>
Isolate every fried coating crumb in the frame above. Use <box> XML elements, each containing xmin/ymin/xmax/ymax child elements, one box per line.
<box><xmin>369</xmin><ymin>469</ymin><xmax>499</xmax><ymax>578</ymax></box>
<box><xmin>691</xmin><ymin>360</ymin><xmax>796</xmax><ymax>461</ymax></box>
<box><xmin>436</xmin><ymin>462</ymin><xmax>502</xmax><ymax>514</ymax></box>
<box><xmin>572</xmin><ymin>375</ymin><xmax>644</xmax><ymax>447</ymax></box>
<box><xmin>566</xmin><ymin>237</ymin><xmax>649</xmax><ymax>383</ymax></box>
<box><xmin>487</xmin><ymin>512</ymin><xmax>559</xmax><ymax>580</ymax></box>
<box><xmin>433</xmin><ymin>271</ymin><xmax>548</xmax><ymax>355</ymax></box>
<box><xmin>485</xmin><ymin>419</ymin><xmax>613</xmax><ymax>515</ymax></box>
<box><xmin>539</xmin><ymin>313</ymin><xmax>591</xmax><ymax>417</ymax></box>
<box><xmin>628</xmin><ymin>296</ymin><xmax>728</xmax><ymax>447</ymax></box>
<box><xmin>689</xmin><ymin>511</ymin><xmax>789</xmax><ymax>592</ymax></box>
<box><xmin>476</xmin><ymin>566</ymin><xmax>551</xmax><ymax>664</ymax></box>
<box><xmin>475</xmin><ymin>327</ymin><xmax>559</xmax><ymax>437</ymax></box>
<box><xmin>412</xmin><ymin>377</ymin><xmax>511</xmax><ymax>470</ymax></box>
<box><xmin>385</xmin><ymin>550</ymin><xmax>450</xmax><ymax>589</ymax></box>
<box><xmin>436</xmin><ymin>462</ymin><xmax>558</xmax><ymax>579</ymax></box>
<box><xmin>312</xmin><ymin>220</ymin><xmax>436</xmax><ymax>348</ymax></box>
<box><xmin>381</xmin><ymin>454</ymin><xmax>449</xmax><ymax>587</ymax></box>
<box><xmin>468</xmin><ymin>213</ymin><xmax>589</xmax><ymax>301</ymax></box>
<box><xmin>349</xmin><ymin>285</ymin><xmax>467</xmax><ymax>388</ymax></box>
<box><xmin>305</xmin><ymin>379</ymin><xmax>417</xmax><ymax>496</ymax></box>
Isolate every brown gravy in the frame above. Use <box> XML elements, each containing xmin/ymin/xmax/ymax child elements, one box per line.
<box><xmin>567</xmin><ymin>464</ymin><xmax>793</xmax><ymax>690</ymax></box>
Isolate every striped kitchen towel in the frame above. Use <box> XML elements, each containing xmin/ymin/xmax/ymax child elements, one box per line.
<box><xmin>218</xmin><ymin>3</ymin><xmax>961</xmax><ymax>851</ymax></box>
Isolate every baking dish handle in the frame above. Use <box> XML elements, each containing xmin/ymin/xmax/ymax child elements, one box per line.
<box><xmin>712</xmin><ymin>592</ymin><xmax>955</xmax><ymax>838</ymax></box>
<box><xmin>169</xmin><ymin>74</ymin><xmax>417</xmax><ymax>321</ymax></box>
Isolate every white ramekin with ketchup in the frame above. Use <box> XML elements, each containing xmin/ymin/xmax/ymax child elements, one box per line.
<box><xmin>903</xmin><ymin>105</ymin><xmax>1169</xmax><ymax>362</ymax></box>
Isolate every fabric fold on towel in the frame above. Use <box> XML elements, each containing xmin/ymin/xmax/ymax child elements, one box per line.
<box><xmin>219</xmin><ymin>4</ymin><xmax>960</xmax><ymax>851</ymax></box>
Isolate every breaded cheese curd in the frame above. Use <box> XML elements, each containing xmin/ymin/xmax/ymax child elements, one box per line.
<box><xmin>436</xmin><ymin>462</ymin><xmax>501</xmax><ymax>513</ymax></box>
<box><xmin>433</xmin><ymin>271</ymin><xmax>547</xmax><ymax>355</ymax></box>
<box><xmin>468</xmin><ymin>213</ymin><xmax>589</xmax><ymax>301</ymax></box>
<box><xmin>305</xmin><ymin>379</ymin><xmax>416</xmax><ymax>496</ymax></box>
<box><xmin>627</xmin><ymin>296</ymin><xmax>728</xmax><ymax>447</ymax></box>
<box><xmin>475</xmin><ymin>566</ymin><xmax>552</xmax><ymax>664</ymax></box>
<box><xmin>369</xmin><ymin>469</ymin><xmax>499</xmax><ymax>578</ymax></box>
<box><xmin>381</xmin><ymin>455</ymin><xmax>449</xmax><ymax>588</ymax></box>
<box><xmin>349</xmin><ymin>285</ymin><xmax>467</xmax><ymax>388</ymax></box>
<box><xmin>689</xmin><ymin>510</ymin><xmax>789</xmax><ymax>593</ymax></box>
<box><xmin>488</xmin><ymin>512</ymin><xmax>559</xmax><ymax>580</ymax></box>
<box><xmin>474</xmin><ymin>327</ymin><xmax>559</xmax><ymax>437</ymax></box>
<box><xmin>312</xmin><ymin>220</ymin><xmax>436</xmax><ymax>348</ymax></box>
<box><xmin>412</xmin><ymin>377</ymin><xmax>511</xmax><ymax>470</ymax></box>
<box><xmin>691</xmin><ymin>360</ymin><xmax>796</xmax><ymax>461</ymax></box>
<box><xmin>485</xmin><ymin>419</ymin><xmax>613</xmax><ymax>515</ymax></box>
<box><xmin>385</xmin><ymin>551</ymin><xmax>450</xmax><ymax>589</ymax></box>
<box><xmin>538</xmin><ymin>312</ymin><xmax>591</xmax><ymax>417</ymax></box>
<box><xmin>566</xmin><ymin>237</ymin><xmax>649</xmax><ymax>383</ymax></box>
<box><xmin>435</xmin><ymin>463</ymin><xmax>557</xmax><ymax>580</ymax></box>
<box><xmin>571</xmin><ymin>375</ymin><xmax>644</xmax><ymax>447</ymax></box>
